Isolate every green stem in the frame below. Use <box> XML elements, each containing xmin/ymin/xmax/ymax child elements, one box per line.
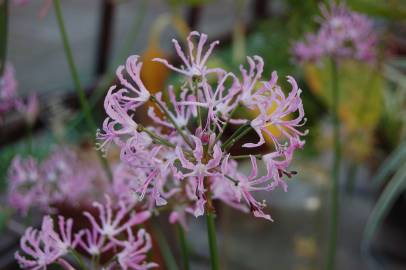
<box><xmin>193</xmin><ymin>82</ymin><xmax>202</xmax><ymax>128</ymax></box>
<box><xmin>326</xmin><ymin>58</ymin><xmax>340</xmax><ymax>270</ymax></box>
<box><xmin>221</xmin><ymin>121</ymin><xmax>250</xmax><ymax>149</ymax></box>
<box><xmin>53</xmin><ymin>0</ymin><xmax>95</xmax><ymax>131</ymax></box>
<box><xmin>206</xmin><ymin>212</ymin><xmax>220</xmax><ymax>270</ymax></box>
<box><xmin>0</xmin><ymin>0</ymin><xmax>8</xmax><ymax>76</ymax></box>
<box><xmin>177</xmin><ymin>224</ymin><xmax>190</xmax><ymax>270</ymax></box>
<box><xmin>70</xmin><ymin>249</ymin><xmax>89</xmax><ymax>270</ymax></box>
<box><xmin>150</xmin><ymin>95</ymin><xmax>193</xmax><ymax>148</ymax></box>
<box><xmin>213</xmin><ymin>104</ymin><xmax>240</xmax><ymax>146</ymax></box>
<box><xmin>53</xmin><ymin>0</ymin><xmax>112</xmax><ymax>181</ymax></box>
<box><xmin>26</xmin><ymin>125</ymin><xmax>32</xmax><ymax>155</ymax></box>
<box><xmin>152</xmin><ymin>223</ymin><xmax>179</xmax><ymax>270</ymax></box>
<box><xmin>230</xmin><ymin>154</ymin><xmax>262</xmax><ymax>160</ymax></box>
<box><xmin>222</xmin><ymin>125</ymin><xmax>252</xmax><ymax>151</ymax></box>
<box><xmin>137</xmin><ymin>124</ymin><xmax>176</xmax><ymax>148</ymax></box>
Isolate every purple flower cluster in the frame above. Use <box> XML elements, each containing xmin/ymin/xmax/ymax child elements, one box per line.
<box><xmin>292</xmin><ymin>2</ymin><xmax>377</xmax><ymax>63</ymax></box>
<box><xmin>15</xmin><ymin>196</ymin><xmax>157</xmax><ymax>270</ymax></box>
<box><xmin>0</xmin><ymin>63</ymin><xmax>39</xmax><ymax>123</ymax></box>
<box><xmin>0</xmin><ymin>64</ymin><xmax>18</xmax><ymax>115</ymax></box>
<box><xmin>7</xmin><ymin>147</ymin><xmax>109</xmax><ymax>215</ymax></box>
<box><xmin>98</xmin><ymin>31</ymin><xmax>307</xmax><ymax>224</ymax></box>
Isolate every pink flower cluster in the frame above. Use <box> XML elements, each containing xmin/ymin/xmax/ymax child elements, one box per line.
<box><xmin>98</xmin><ymin>31</ymin><xmax>307</xmax><ymax>224</ymax></box>
<box><xmin>0</xmin><ymin>63</ymin><xmax>39</xmax><ymax>124</ymax></box>
<box><xmin>7</xmin><ymin>147</ymin><xmax>109</xmax><ymax>215</ymax></box>
<box><xmin>292</xmin><ymin>2</ymin><xmax>377</xmax><ymax>63</ymax></box>
<box><xmin>0</xmin><ymin>64</ymin><xmax>18</xmax><ymax>115</ymax></box>
<box><xmin>15</xmin><ymin>196</ymin><xmax>157</xmax><ymax>270</ymax></box>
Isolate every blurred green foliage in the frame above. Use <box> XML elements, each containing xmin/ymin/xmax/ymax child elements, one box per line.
<box><xmin>348</xmin><ymin>0</ymin><xmax>406</xmax><ymax>19</ymax></box>
<box><xmin>305</xmin><ymin>60</ymin><xmax>384</xmax><ymax>162</ymax></box>
<box><xmin>166</xmin><ymin>0</ymin><xmax>212</xmax><ymax>7</ymax></box>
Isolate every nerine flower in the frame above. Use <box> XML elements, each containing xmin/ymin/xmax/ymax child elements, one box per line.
<box><xmin>16</xmin><ymin>93</ymin><xmax>40</xmax><ymax>125</ymax></box>
<box><xmin>0</xmin><ymin>64</ymin><xmax>18</xmax><ymax>115</ymax></box>
<box><xmin>97</xmin><ymin>31</ymin><xmax>307</xmax><ymax>224</ymax></box>
<box><xmin>292</xmin><ymin>2</ymin><xmax>377</xmax><ymax>62</ymax></box>
<box><xmin>153</xmin><ymin>31</ymin><xmax>223</xmax><ymax>79</ymax></box>
<box><xmin>7</xmin><ymin>157</ymin><xmax>45</xmax><ymax>215</ymax></box>
<box><xmin>40</xmin><ymin>216</ymin><xmax>77</xmax><ymax>256</ymax></box>
<box><xmin>246</xmin><ymin>74</ymin><xmax>307</xmax><ymax>149</ymax></box>
<box><xmin>176</xmin><ymin>136</ymin><xmax>222</xmax><ymax>194</ymax></box>
<box><xmin>83</xmin><ymin>195</ymin><xmax>151</xmax><ymax>240</ymax></box>
<box><xmin>15</xmin><ymin>226</ymin><xmax>61</xmax><ymax>270</ymax></box>
<box><xmin>75</xmin><ymin>223</ymin><xmax>115</xmax><ymax>257</ymax></box>
<box><xmin>115</xmin><ymin>229</ymin><xmax>158</xmax><ymax>270</ymax></box>
<box><xmin>16</xmin><ymin>200</ymin><xmax>157</xmax><ymax>270</ymax></box>
<box><xmin>15</xmin><ymin>216</ymin><xmax>75</xmax><ymax>270</ymax></box>
<box><xmin>7</xmin><ymin>147</ymin><xmax>109</xmax><ymax>215</ymax></box>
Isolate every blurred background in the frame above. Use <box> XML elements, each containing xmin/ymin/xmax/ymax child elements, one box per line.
<box><xmin>1</xmin><ymin>0</ymin><xmax>406</xmax><ymax>269</ymax></box>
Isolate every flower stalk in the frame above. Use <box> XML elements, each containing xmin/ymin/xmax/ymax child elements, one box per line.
<box><xmin>213</xmin><ymin>104</ymin><xmax>240</xmax><ymax>145</ymax></box>
<box><xmin>150</xmin><ymin>95</ymin><xmax>193</xmax><ymax>148</ymax></box>
<box><xmin>206</xmin><ymin>211</ymin><xmax>220</xmax><ymax>270</ymax></box>
<box><xmin>0</xmin><ymin>0</ymin><xmax>8</xmax><ymax>76</ymax></box>
<box><xmin>70</xmin><ymin>249</ymin><xmax>89</xmax><ymax>270</ymax></box>
<box><xmin>152</xmin><ymin>223</ymin><xmax>179</xmax><ymax>270</ymax></box>
<box><xmin>52</xmin><ymin>0</ymin><xmax>112</xmax><ymax>181</ymax></box>
<box><xmin>326</xmin><ymin>58</ymin><xmax>341</xmax><ymax>270</ymax></box>
<box><xmin>177</xmin><ymin>224</ymin><xmax>190</xmax><ymax>270</ymax></box>
<box><xmin>53</xmin><ymin>0</ymin><xmax>94</xmax><ymax>131</ymax></box>
<box><xmin>222</xmin><ymin>123</ymin><xmax>252</xmax><ymax>151</ymax></box>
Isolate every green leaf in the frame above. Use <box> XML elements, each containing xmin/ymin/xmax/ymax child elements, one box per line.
<box><xmin>363</xmin><ymin>164</ymin><xmax>406</xmax><ymax>249</ymax></box>
<box><xmin>372</xmin><ymin>140</ymin><xmax>406</xmax><ymax>188</ymax></box>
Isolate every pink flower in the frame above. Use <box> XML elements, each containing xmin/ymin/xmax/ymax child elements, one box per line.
<box><xmin>0</xmin><ymin>64</ymin><xmax>18</xmax><ymax>115</ymax></box>
<box><xmin>292</xmin><ymin>2</ymin><xmax>377</xmax><ymax>62</ymax></box>
<box><xmin>97</xmin><ymin>31</ymin><xmax>307</xmax><ymax>224</ymax></box>
<box><xmin>153</xmin><ymin>31</ymin><xmax>223</xmax><ymax>79</ymax></box>
<box><xmin>15</xmin><ymin>204</ymin><xmax>158</xmax><ymax>269</ymax></box>
<box><xmin>221</xmin><ymin>155</ymin><xmax>274</xmax><ymax>221</ymax></box>
<box><xmin>15</xmin><ymin>215</ymin><xmax>75</xmax><ymax>270</ymax></box>
<box><xmin>83</xmin><ymin>195</ymin><xmax>151</xmax><ymax>240</ymax></box>
<box><xmin>148</xmin><ymin>88</ymin><xmax>192</xmax><ymax>129</ymax></box>
<box><xmin>239</xmin><ymin>56</ymin><xmax>265</xmax><ymax>107</ymax></box>
<box><xmin>7</xmin><ymin>156</ymin><xmax>45</xmax><ymax>215</ymax></box>
<box><xmin>75</xmin><ymin>225</ymin><xmax>113</xmax><ymax>256</ymax></box>
<box><xmin>245</xmin><ymin>74</ymin><xmax>307</xmax><ymax>149</ymax></box>
<box><xmin>112</xmin><ymin>164</ymin><xmax>148</xmax><ymax>206</ymax></box>
<box><xmin>262</xmin><ymin>137</ymin><xmax>304</xmax><ymax>191</ymax></box>
<box><xmin>7</xmin><ymin>147</ymin><xmax>110</xmax><ymax>215</ymax></box>
<box><xmin>115</xmin><ymin>229</ymin><xmax>158</xmax><ymax>270</ymax></box>
<box><xmin>40</xmin><ymin>216</ymin><xmax>77</xmax><ymax>256</ymax></box>
<box><xmin>211</xmin><ymin>159</ymin><xmax>249</xmax><ymax>213</ymax></box>
<box><xmin>169</xmin><ymin>208</ymin><xmax>189</xmax><ymax>230</ymax></box>
<box><xmin>15</xmin><ymin>226</ymin><xmax>60</xmax><ymax>270</ymax></box>
<box><xmin>16</xmin><ymin>93</ymin><xmax>40</xmax><ymax>125</ymax></box>
<box><xmin>116</xmin><ymin>55</ymin><xmax>151</xmax><ymax>105</ymax></box>
<box><xmin>96</xmin><ymin>56</ymin><xmax>151</xmax><ymax>154</ymax></box>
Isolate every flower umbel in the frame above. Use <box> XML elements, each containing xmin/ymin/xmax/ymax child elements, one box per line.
<box><xmin>292</xmin><ymin>2</ymin><xmax>377</xmax><ymax>63</ymax></box>
<box><xmin>16</xmin><ymin>199</ymin><xmax>157</xmax><ymax>270</ymax></box>
<box><xmin>98</xmin><ymin>31</ymin><xmax>307</xmax><ymax>225</ymax></box>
